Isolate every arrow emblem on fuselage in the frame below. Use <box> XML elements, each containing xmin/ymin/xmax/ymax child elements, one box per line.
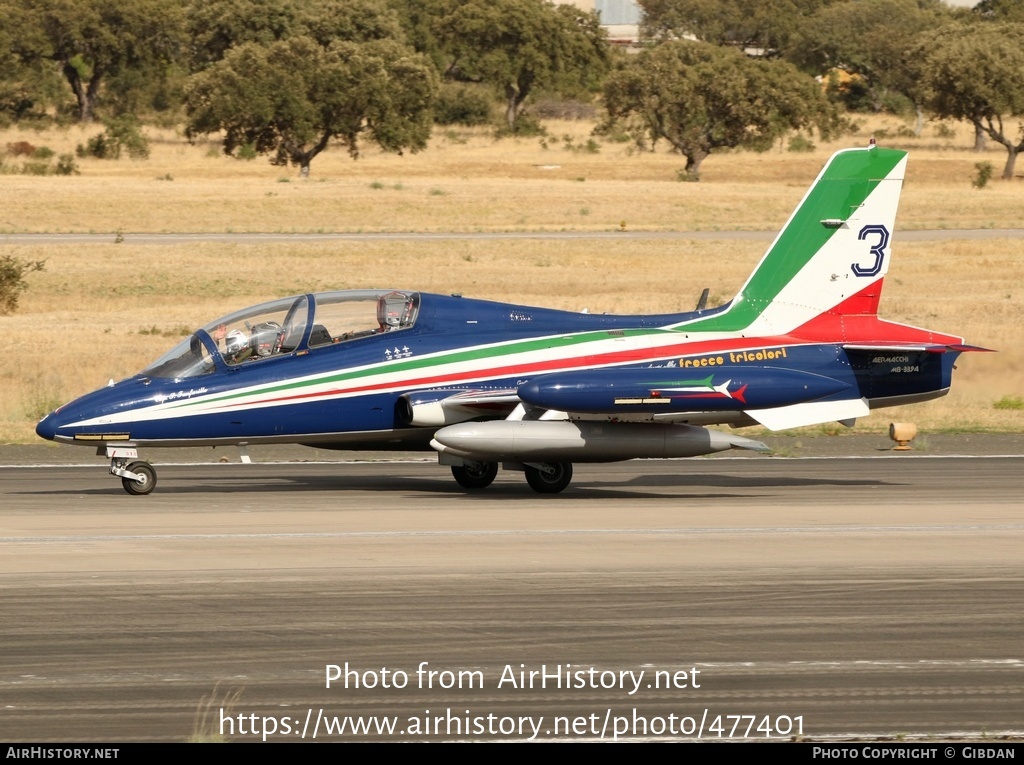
<box><xmin>652</xmin><ymin>377</ymin><xmax>748</xmax><ymax>404</ymax></box>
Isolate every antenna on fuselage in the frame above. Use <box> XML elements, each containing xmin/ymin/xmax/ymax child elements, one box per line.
<box><xmin>695</xmin><ymin>288</ymin><xmax>710</xmax><ymax>311</ymax></box>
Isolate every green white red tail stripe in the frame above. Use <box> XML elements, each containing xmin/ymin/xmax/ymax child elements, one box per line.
<box><xmin>673</xmin><ymin>147</ymin><xmax>908</xmax><ymax>335</ymax></box>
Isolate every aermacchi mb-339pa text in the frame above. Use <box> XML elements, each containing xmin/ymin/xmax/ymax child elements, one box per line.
<box><xmin>36</xmin><ymin>146</ymin><xmax>985</xmax><ymax>494</ymax></box>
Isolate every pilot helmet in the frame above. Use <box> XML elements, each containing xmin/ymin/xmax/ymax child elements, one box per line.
<box><xmin>225</xmin><ymin>329</ymin><xmax>248</xmax><ymax>358</ymax></box>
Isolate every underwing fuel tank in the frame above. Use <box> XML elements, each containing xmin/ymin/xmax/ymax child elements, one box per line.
<box><xmin>517</xmin><ymin>366</ymin><xmax>853</xmax><ymax>415</ymax></box>
<box><xmin>431</xmin><ymin>421</ymin><xmax>770</xmax><ymax>462</ymax></box>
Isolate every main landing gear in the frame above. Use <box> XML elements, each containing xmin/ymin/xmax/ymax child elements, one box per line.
<box><xmin>451</xmin><ymin>461</ymin><xmax>499</xmax><ymax>490</ymax></box>
<box><xmin>106</xmin><ymin>446</ymin><xmax>157</xmax><ymax>496</ymax></box>
<box><xmin>446</xmin><ymin>458</ymin><xmax>574</xmax><ymax>494</ymax></box>
<box><xmin>523</xmin><ymin>462</ymin><xmax>573</xmax><ymax>494</ymax></box>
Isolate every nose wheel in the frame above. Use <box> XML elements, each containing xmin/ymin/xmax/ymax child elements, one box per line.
<box><xmin>121</xmin><ymin>461</ymin><xmax>157</xmax><ymax>495</ymax></box>
<box><xmin>106</xmin><ymin>446</ymin><xmax>158</xmax><ymax>495</ymax></box>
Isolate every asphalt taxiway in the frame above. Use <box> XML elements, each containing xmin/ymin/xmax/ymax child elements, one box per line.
<box><xmin>1</xmin><ymin>438</ymin><xmax>1022</xmax><ymax>742</ymax></box>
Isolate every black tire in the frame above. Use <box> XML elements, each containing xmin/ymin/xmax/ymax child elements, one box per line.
<box><xmin>451</xmin><ymin>462</ymin><xmax>498</xmax><ymax>490</ymax></box>
<box><xmin>122</xmin><ymin>461</ymin><xmax>157</xmax><ymax>496</ymax></box>
<box><xmin>524</xmin><ymin>462</ymin><xmax>573</xmax><ymax>494</ymax></box>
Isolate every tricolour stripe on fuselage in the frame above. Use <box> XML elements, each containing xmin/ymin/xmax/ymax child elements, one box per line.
<box><xmin>65</xmin><ymin>328</ymin><xmax>819</xmax><ymax>429</ymax></box>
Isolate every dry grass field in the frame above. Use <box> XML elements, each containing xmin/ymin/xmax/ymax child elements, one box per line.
<box><xmin>2</xmin><ymin>117</ymin><xmax>1022</xmax><ymax>444</ymax></box>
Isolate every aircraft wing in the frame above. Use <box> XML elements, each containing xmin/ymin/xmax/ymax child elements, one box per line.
<box><xmin>743</xmin><ymin>398</ymin><xmax>869</xmax><ymax>431</ymax></box>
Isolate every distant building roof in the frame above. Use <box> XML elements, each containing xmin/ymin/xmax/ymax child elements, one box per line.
<box><xmin>557</xmin><ymin>0</ymin><xmax>642</xmax><ymax>43</ymax></box>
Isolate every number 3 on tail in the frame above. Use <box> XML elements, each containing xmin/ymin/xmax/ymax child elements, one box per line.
<box><xmin>852</xmin><ymin>224</ymin><xmax>889</xmax><ymax>277</ymax></box>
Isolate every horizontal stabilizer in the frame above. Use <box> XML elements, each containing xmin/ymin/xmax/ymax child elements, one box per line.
<box><xmin>843</xmin><ymin>343</ymin><xmax>994</xmax><ymax>354</ymax></box>
<box><xmin>746</xmin><ymin>398</ymin><xmax>870</xmax><ymax>431</ymax></box>
<box><xmin>945</xmin><ymin>344</ymin><xmax>995</xmax><ymax>353</ymax></box>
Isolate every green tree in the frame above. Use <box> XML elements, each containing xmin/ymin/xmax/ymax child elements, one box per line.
<box><xmin>0</xmin><ymin>255</ymin><xmax>45</xmax><ymax>315</ymax></box>
<box><xmin>0</xmin><ymin>23</ymin><xmax>37</xmax><ymax>122</ymax></box>
<box><xmin>639</xmin><ymin>0</ymin><xmax>829</xmax><ymax>52</ymax></box>
<box><xmin>787</xmin><ymin>0</ymin><xmax>952</xmax><ymax>115</ymax></box>
<box><xmin>186</xmin><ymin>0</ymin><xmax>299</xmax><ymax>70</ymax></box>
<box><xmin>185</xmin><ymin>36</ymin><xmax>437</xmax><ymax>176</ymax></box>
<box><xmin>386</xmin><ymin>0</ymin><xmax>452</xmax><ymax>73</ymax></box>
<box><xmin>7</xmin><ymin>0</ymin><xmax>184</xmax><ymax>123</ymax></box>
<box><xmin>973</xmin><ymin>0</ymin><xmax>1024</xmax><ymax>22</ymax></box>
<box><xmin>186</xmin><ymin>0</ymin><xmax>403</xmax><ymax>71</ymax></box>
<box><xmin>603</xmin><ymin>41</ymin><xmax>838</xmax><ymax>180</ymax></box>
<box><xmin>912</xmin><ymin>22</ymin><xmax>1024</xmax><ymax>179</ymax></box>
<box><xmin>435</xmin><ymin>0</ymin><xmax>609</xmax><ymax>132</ymax></box>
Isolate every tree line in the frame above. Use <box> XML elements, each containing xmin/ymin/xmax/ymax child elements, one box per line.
<box><xmin>1</xmin><ymin>0</ymin><xmax>1022</xmax><ymax>179</ymax></box>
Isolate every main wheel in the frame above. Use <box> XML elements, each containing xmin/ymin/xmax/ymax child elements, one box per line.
<box><xmin>451</xmin><ymin>462</ymin><xmax>498</xmax><ymax>490</ymax></box>
<box><xmin>122</xmin><ymin>461</ymin><xmax>157</xmax><ymax>496</ymax></box>
<box><xmin>524</xmin><ymin>462</ymin><xmax>573</xmax><ymax>494</ymax></box>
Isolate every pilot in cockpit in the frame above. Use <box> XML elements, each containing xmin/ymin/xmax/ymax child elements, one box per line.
<box><xmin>224</xmin><ymin>329</ymin><xmax>251</xmax><ymax>363</ymax></box>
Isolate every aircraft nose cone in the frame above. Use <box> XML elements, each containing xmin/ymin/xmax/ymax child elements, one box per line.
<box><xmin>35</xmin><ymin>399</ymin><xmax>78</xmax><ymax>442</ymax></box>
<box><xmin>36</xmin><ymin>411</ymin><xmax>58</xmax><ymax>441</ymax></box>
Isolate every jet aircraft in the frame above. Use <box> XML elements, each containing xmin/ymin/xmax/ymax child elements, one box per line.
<box><xmin>36</xmin><ymin>146</ymin><xmax>985</xmax><ymax>494</ymax></box>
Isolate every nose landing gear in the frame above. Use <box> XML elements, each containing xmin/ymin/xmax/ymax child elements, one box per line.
<box><xmin>106</xmin><ymin>446</ymin><xmax>158</xmax><ymax>496</ymax></box>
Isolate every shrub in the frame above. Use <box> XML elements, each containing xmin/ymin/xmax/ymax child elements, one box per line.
<box><xmin>78</xmin><ymin>133</ymin><xmax>108</xmax><ymax>159</ymax></box>
<box><xmin>0</xmin><ymin>255</ymin><xmax>46</xmax><ymax>315</ymax></box>
<box><xmin>561</xmin><ymin>134</ymin><xmax>600</xmax><ymax>154</ymax></box>
<box><xmin>20</xmin><ymin>160</ymin><xmax>50</xmax><ymax>175</ymax></box>
<box><xmin>5</xmin><ymin>141</ymin><xmax>35</xmax><ymax>156</ymax></box>
<box><xmin>434</xmin><ymin>83</ymin><xmax>493</xmax><ymax>126</ymax></box>
<box><xmin>77</xmin><ymin>116</ymin><xmax>150</xmax><ymax>160</ymax></box>
<box><xmin>54</xmin><ymin>154</ymin><xmax>80</xmax><ymax>175</ymax></box>
<box><xmin>495</xmin><ymin>113</ymin><xmax>547</xmax><ymax>138</ymax></box>
<box><xmin>993</xmin><ymin>395</ymin><xmax>1024</xmax><ymax>410</ymax></box>
<box><xmin>110</xmin><ymin>117</ymin><xmax>150</xmax><ymax>158</ymax></box>
<box><xmin>235</xmin><ymin>142</ymin><xmax>258</xmax><ymax>161</ymax></box>
<box><xmin>787</xmin><ymin>134</ymin><xmax>816</xmax><ymax>153</ymax></box>
<box><xmin>972</xmin><ymin>162</ymin><xmax>993</xmax><ymax>189</ymax></box>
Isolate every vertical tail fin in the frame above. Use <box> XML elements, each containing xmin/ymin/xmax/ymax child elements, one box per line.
<box><xmin>683</xmin><ymin>147</ymin><xmax>908</xmax><ymax>335</ymax></box>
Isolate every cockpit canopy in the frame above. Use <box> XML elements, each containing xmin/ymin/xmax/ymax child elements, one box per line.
<box><xmin>141</xmin><ymin>290</ymin><xmax>420</xmax><ymax>379</ymax></box>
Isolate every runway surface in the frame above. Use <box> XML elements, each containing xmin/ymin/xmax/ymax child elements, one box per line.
<box><xmin>2</xmin><ymin>445</ymin><xmax>1022</xmax><ymax>742</ymax></box>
